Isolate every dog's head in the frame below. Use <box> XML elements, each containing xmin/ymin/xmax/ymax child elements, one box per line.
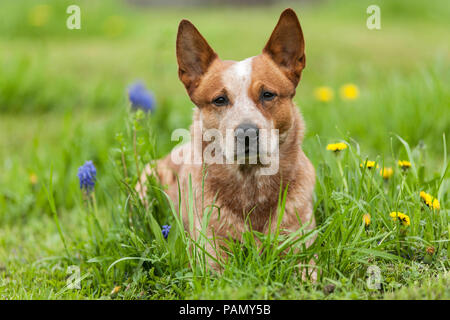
<box><xmin>176</xmin><ymin>9</ymin><xmax>305</xmax><ymax>165</ymax></box>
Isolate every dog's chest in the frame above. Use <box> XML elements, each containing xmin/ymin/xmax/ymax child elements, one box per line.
<box><xmin>205</xmin><ymin>168</ymin><xmax>283</xmax><ymax>231</ymax></box>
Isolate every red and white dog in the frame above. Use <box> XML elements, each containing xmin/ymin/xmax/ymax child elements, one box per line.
<box><xmin>138</xmin><ymin>8</ymin><xmax>316</xmax><ymax>273</ymax></box>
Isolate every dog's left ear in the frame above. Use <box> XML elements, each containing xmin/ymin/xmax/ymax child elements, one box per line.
<box><xmin>263</xmin><ymin>8</ymin><xmax>305</xmax><ymax>87</ymax></box>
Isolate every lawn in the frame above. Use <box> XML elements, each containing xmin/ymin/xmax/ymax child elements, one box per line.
<box><xmin>0</xmin><ymin>0</ymin><xmax>449</xmax><ymax>299</ymax></box>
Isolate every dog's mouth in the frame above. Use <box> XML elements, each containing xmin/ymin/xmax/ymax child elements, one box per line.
<box><xmin>234</xmin><ymin>138</ymin><xmax>260</xmax><ymax>164</ymax></box>
<box><xmin>213</xmin><ymin>126</ymin><xmax>279</xmax><ymax>167</ymax></box>
<box><xmin>235</xmin><ymin>152</ymin><xmax>259</xmax><ymax>164</ymax></box>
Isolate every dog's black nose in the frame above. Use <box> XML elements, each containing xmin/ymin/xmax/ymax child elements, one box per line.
<box><xmin>235</xmin><ymin>123</ymin><xmax>259</xmax><ymax>141</ymax></box>
<box><xmin>235</xmin><ymin>123</ymin><xmax>259</xmax><ymax>155</ymax></box>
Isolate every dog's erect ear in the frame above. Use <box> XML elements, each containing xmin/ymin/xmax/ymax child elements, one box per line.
<box><xmin>263</xmin><ymin>9</ymin><xmax>305</xmax><ymax>87</ymax></box>
<box><xmin>176</xmin><ymin>20</ymin><xmax>218</xmax><ymax>94</ymax></box>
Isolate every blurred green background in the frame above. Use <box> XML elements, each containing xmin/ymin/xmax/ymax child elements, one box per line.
<box><xmin>0</xmin><ymin>0</ymin><xmax>449</xmax><ymax>284</ymax></box>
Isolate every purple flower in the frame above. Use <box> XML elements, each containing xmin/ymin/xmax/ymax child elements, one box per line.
<box><xmin>127</xmin><ymin>81</ymin><xmax>156</xmax><ymax>113</ymax></box>
<box><xmin>78</xmin><ymin>161</ymin><xmax>96</xmax><ymax>193</ymax></box>
<box><xmin>162</xmin><ymin>225</ymin><xmax>171</xmax><ymax>239</ymax></box>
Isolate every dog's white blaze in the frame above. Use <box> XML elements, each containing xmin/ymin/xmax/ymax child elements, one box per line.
<box><xmin>221</xmin><ymin>57</ymin><xmax>272</xmax><ymax>161</ymax></box>
<box><xmin>221</xmin><ymin>58</ymin><xmax>246</xmax><ymax>111</ymax></box>
<box><xmin>222</xmin><ymin>57</ymin><xmax>257</xmax><ymax>116</ymax></box>
<box><xmin>221</xmin><ymin>57</ymin><xmax>255</xmax><ymax>161</ymax></box>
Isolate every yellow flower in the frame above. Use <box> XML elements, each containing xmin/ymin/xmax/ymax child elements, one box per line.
<box><xmin>419</xmin><ymin>191</ymin><xmax>428</xmax><ymax>200</ymax></box>
<box><xmin>28</xmin><ymin>4</ymin><xmax>51</xmax><ymax>27</ymax></box>
<box><xmin>326</xmin><ymin>142</ymin><xmax>348</xmax><ymax>153</ymax></box>
<box><xmin>432</xmin><ymin>198</ymin><xmax>440</xmax><ymax>210</ymax></box>
<box><xmin>420</xmin><ymin>191</ymin><xmax>432</xmax><ymax>207</ymax></box>
<box><xmin>363</xmin><ymin>213</ymin><xmax>371</xmax><ymax>226</ymax></box>
<box><xmin>314</xmin><ymin>86</ymin><xmax>334</xmax><ymax>102</ymax></box>
<box><xmin>29</xmin><ymin>173</ymin><xmax>38</xmax><ymax>185</ymax></box>
<box><xmin>420</xmin><ymin>191</ymin><xmax>440</xmax><ymax>210</ymax></box>
<box><xmin>398</xmin><ymin>160</ymin><xmax>411</xmax><ymax>170</ymax></box>
<box><xmin>111</xmin><ymin>286</ymin><xmax>121</xmax><ymax>295</ymax></box>
<box><xmin>380</xmin><ymin>167</ymin><xmax>393</xmax><ymax>179</ymax></box>
<box><xmin>340</xmin><ymin>83</ymin><xmax>360</xmax><ymax>101</ymax></box>
<box><xmin>360</xmin><ymin>160</ymin><xmax>379</xmax><ymax>169</ymax></box>
<box><xmin>390</xmin><ymin>211</ymin><xmax>410</xmax><ymax>226</ymax></box>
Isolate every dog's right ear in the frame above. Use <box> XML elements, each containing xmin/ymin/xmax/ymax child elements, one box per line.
<box><xmin>176</xmin><ymin>20</ymin><xmax>218</xmax><ymax>94</ymax></box>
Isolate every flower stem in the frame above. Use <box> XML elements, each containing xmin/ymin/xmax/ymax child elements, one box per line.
<box><xmin>133</xmin><ymin>127</ymin><xmax>141</xmax><ymax>182</ymax></box>
<box><xmin>90</xmin><ymin>191</ymin><xmax>103</xmax><ymax>236</ymax></box>
<box><xmin>337</xmin><ymin>159</ymin><xmax>348</xmax><ymax>192</ymax></box>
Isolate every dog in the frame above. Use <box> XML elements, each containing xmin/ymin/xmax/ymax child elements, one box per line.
<box><xmin>137</xmin><ymin>8</ymin><xmax>316</xmax><ymax>275</ymax></box>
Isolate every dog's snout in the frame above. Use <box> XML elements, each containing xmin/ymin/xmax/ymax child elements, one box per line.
<box><xmin>235</xmin><ymin>123</ymin><xmax>259</xmax><ymax>157</ymax></box>
<box><xmin>235</xmin><ymin>123</ymin><xmax>259</xmax><ymax>141</ymax></box>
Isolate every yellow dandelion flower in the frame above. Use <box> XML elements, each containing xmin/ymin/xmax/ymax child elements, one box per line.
<box><xmin>340</xmin><ymin>83</ymin><xmax>360</xmax><ymax>101</ymax></box>
<box><xmin>363</xmin><ymin>213</ymin><xmax>371</xmax><ymax>226</ymax></box>
<box><xmin>29</xmin><ymin>173</ymin><xmax>38</xmax><ymax>185</ymax></box>
<box><xmin>390</xmin><ymin>211</ymin><xmax>410</xmax><ymax>226</ymax></box>
<box><xmin>28</xmin><ymin>4</ymin><xmax>51</xmax><ymax>27</ymax></box>
<box><xmin>314</xmin><ymin>86</ymin><xmax>334</xmax><ymax>102</ymax></box>
<box><xmin>432</xmin><ymin>198</ymin><xmax>440</xmax><ymax>210</ymax></box>
<box><xmin>420</xmin><ymin>191</ymin><xmax>440</xmax><ymax>210</ymax></box>
<box><xmin>360</xmin><ymin>160</ymin><xmax>379</xmax><ymax>169</ymax></box>
<box><xmin>111</xmin><ymin>286</ymin><xmax>121</xmax><ymax>295</ymax></box>
<box><xmin>326</xmin><ymin>142</ymin><xmax>348</xmax><ymax>153</ymax></box>
<box><xmin>398</xmin><ymin>160</ymin><xmax>411</xmax><ymax>170</ymax></box>
<box><xmin>420</xmin><ymin>191</ymin><xmax>429</xmax><ymax>201</ymax></box>
<box><xmin>426</xmin><ymin>247</ymin><xmax>435</xmax><ymax>255</ymax></box>
<box><xmin>380</xmin><ymin>167</ymin><xmax>393</xmax><ymax>179</ymax></box>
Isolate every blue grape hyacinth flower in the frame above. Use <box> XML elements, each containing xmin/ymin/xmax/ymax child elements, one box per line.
<box><xmin>78</xmin><ymin>161</ymin><xmax>97</xmax><ymax>193</ymax></box>
<box><xmin>127</xmin><ymin>81</ymin><xmax>156</xmax><ymax>113</ymax></box>
<box><xmin>162</xmin><ymin>225</ymin><xmax>171</xmax><ymax>239</ymax></box>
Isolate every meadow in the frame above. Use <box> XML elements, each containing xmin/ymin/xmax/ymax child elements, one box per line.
<box><xmin>0</xmin><ymin>0</ymin><xmax>449</xmax><ymax>299</ymax></box>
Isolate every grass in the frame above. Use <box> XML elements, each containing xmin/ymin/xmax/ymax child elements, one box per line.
<box><xmin>0</xmin><ymin>0</ymin><xmax>449</xmax><ymax>299</ymax></box>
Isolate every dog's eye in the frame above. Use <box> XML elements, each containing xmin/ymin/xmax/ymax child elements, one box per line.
<box><xmin>212</xmin><ymin>95</ymin><xmax>229</xmax><ymax>107</ymax></box>
<box><xmin>261</xmin><ymin>91</ymin><xmax>276</xmax><ymax>101</ymax></box>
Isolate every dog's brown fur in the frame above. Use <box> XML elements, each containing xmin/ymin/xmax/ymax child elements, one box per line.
<box><xmin>138</xmin><ymin>9</ymin><xmax>316</xmax><ymax>272</ymax></box>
